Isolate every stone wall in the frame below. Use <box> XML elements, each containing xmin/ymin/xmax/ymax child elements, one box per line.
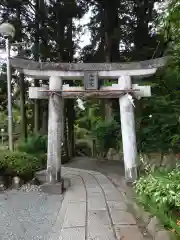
<box><xmin>106</xmin><ymin>148</ymin><xmax>123</xmax><ymax>161</ymax></box>
<box><xmin>138</xmin><ymin>153</ymin><xmax>179</xmax><ymax>172</ymax></box>
<box><xmin>130</xmin><ymin>201</ymin><xmax>177</xmax><ymax>240</ymax></box>
<box><xmin>106</xmin><ymin>150</ymin><xmax>179</xmax><ymax>171</ymax></box>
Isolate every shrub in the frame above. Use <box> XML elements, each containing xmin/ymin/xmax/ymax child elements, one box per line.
<box><xmin>39</xmin><ymin>153</ymin><xmax>47</xmax><ymax>168</ymax></box>
<box><xmin>92</xmin><ymin>119</ymin><xmax>120</xmax><ymax>156</ymax></box>
<box><xmin>135</xmin><ymin>169</ymin><xmax>180</xmax><ymax>210</ymax></box>
<box><xmin>18</xmin><ymin>134</ymin><xmax>47</xmax><ymax>154</ymax></box>
<box><xmin>0</xmin><ymin>151</ymin><xmax>42</xmax><ymax>181</ymax></box>
<box><xmin>135</xmin><ymin>169</ymin><xmax>180</xmax><ymax>236</ymax></box>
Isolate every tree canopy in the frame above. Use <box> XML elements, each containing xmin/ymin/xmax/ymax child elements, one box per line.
<box><xmin>0</xmin><ymin>0</ymin><xmax>180</xmax><ymax>158</ymax></box>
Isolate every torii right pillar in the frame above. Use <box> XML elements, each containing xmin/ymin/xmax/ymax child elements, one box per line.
<box><xmin>119</xmin><ymin>75</ymin><xmax>137</xmax><ymax>182</ymax></box>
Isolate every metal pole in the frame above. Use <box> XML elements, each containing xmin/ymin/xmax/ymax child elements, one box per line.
<box><xmin>6</xmin><ymin>38</ymin><xmax>13</xmax><ymax>151</ymax></box>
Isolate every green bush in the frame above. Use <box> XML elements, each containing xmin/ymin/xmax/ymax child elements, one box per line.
<box><xmin>135</xmin><ymin>169</ymin><xmax>180</xmax><ymax>236</ymax></box>
<box><xmin>0</xmin><ymin>151</ymin><xmax>42</xmax><ymax>181</ymax></box>
<box><xmin>92</xmin><ymin>119</ymin><xmax>120</xmax><ymax>155</ymax></box>
<box><xmin>18</xmin><ymin>134</ymin><xmax>47</xmax><ymax>154</ymax></box>
<box><xmin>135</xmin><ymin>169</ymin><xmax>180</xmax><ymax>210</ymax></box>
<box><xmin>39</xmin><ymin>153</ymin><xmax>47</xmax><ymax>167</ymax></box>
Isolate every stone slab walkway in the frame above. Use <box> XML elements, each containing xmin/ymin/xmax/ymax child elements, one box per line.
<box><xmin>55</xmin><ymin>167</ymin><xmax>145</xmax><ymax>240</ymax></box>
<box><xmin>0</xmin><ymin>166</ymin><xmax>146</xmax><ymax>240</ymax></box>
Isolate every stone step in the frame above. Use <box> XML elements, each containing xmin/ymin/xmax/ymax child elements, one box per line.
<box><xmin>35</xmin><ymin>170</ymin><xmax>47</xmax><ymax>183</ymax></box>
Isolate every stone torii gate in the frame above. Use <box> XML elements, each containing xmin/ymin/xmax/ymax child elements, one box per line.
<box><xmin>11</xmin><ymin>57</ymin><xmax>166</xmax><ymax>186</ymax></box>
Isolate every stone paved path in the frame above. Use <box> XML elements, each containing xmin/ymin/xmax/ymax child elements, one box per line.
<box><xmin>57</xmin><ymin>167</ymin><xmax>144</xmax><ymax>240</ymax></box>
<box><xmin>0</xmin><ymin>166</ymin><xmax>145</xmax><ymax>240</ymax></box>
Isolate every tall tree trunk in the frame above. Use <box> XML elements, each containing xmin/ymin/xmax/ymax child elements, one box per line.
<box><xmin>100</xmin><ymin>1</ymin><xmax>120</xmax><ymax>120</ymax></box>
<box><xmin>34</xmin><ymin>0</ymin><xmax>40</xmax><ymax>134</ymax></box>
<box><xmin>55</xmin><ymin>2</ymin><xmax>67</xmax><ymax>154</ymax></box>
<box><xmin>34</xmin><ymin>85</ymin><xmax>40</xmax><ymax>134</ymax></box>
<box><xmin>67</xmin><ymin>99</ymin><xmax>75</xmax><ymax>158</ymax></box>
<box><xmin>104</xmin><ymin>32</ymin><xmax>113</xmax><ymax>121</ymax></box>
<box><xmin>16</xmin><ymin>4</ymin><xmax>27</xmax><ymax>141</ymax></box>
<box><xmin>55</xmin><ymin>1</ymin><xmax>65</xmax><ymax>61</ymax></box>
<box><xmin>66</xmin><ymin>19</ymin><xmax>75</xmax><ymax>158</ymax></box>
<box><xmin>19</xmin><ymin>73</ymin><xmax>27</xmax><ymax>141</ymax></box>
<box><xmin>64</xmin><ymin>101</ymin><xmax>69</xmax><ymax>158</ymax></box>
<box><xmin>41</xmin><ymin>101</ymin><xmax>48</xmax><ymax>134</ymax></box>
<box><xmin>39</xmin><ymin>0</ymin><xmax>48</xmax><ymax>135</ymax></box>
<box><xmin>133</xmin><ymin>0</ymin><xmax>155</xmax><ymax>60</ymax></box>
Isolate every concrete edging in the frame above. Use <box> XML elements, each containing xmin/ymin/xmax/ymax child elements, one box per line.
<box><xmin>130</xmin><ymin>201</ymin><xmax>176</xmax><ymax>240</ymax></box>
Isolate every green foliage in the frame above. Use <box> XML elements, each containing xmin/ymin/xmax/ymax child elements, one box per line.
<box><xmin>92</xmin><ymin>119</ymin><xmax>120</xmax><ymax>155</ymax></box>
<box><xmin>38</xmin><ymin>153</ymin><xmax>47</xmax><ymax>168</ymax></box>
<box><xmin>0</xmin><ymin>151</ymin><xmax>42</xmax><ymax>181</ymax></box>
<box><xmin>135</xmin><ymin>170</ymin><xmax>180</xmax><ymax>209</ymax></box>
<box><xmin>135</xmin><ymin>0</ymin><xmax>180</xmax><ymax>155</ymax></box>
<box><xmin>1</xmin><ymin>0</ymin><xmax>177</xmax><ymax>161</ymax></box>
<box><xmin>75</xmin><ymin>99</ymin><xmax>121</xmax><ymax>157</ymax></box>
<box><xmin>0</xmin><ymin>111</ymin><xmax>8</xmax><ymax>132</ymax></box>
<box><xmin>17</xmin><ymin>134</ymin><xmax>47</xmax><ymax>154</ymax></box>
<box><xmin>137</xmin><ymin>66</ymin><xmax>180</xmax><ymax>154</ymax></box>
<box><xmin>160</xmin><ymin>0</ymin><xmax>180</xmax><ymax>49</ymax></box>
<box><xmin>76</xmin><ymin>102</ymin><xmax>102</xmax><ymax>132</ymax></box>
<box><xmin>135</xmin><ymin>169</ymin><xmax>180</xmax><ymax>235</ymax></box>
<box><xmin>75</xmin><ymin>101</ymin><xmax>103</xmax><ymax>156</ymax></box>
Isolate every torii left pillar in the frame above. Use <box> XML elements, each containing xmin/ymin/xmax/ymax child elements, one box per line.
<box><xmin>47</xmin><ymin>76</ymin><xmax>64</xmax><ymax>185</ymax></box>
<box><xmin>28</xmin><ymin>77</ymin><xmax>64</xmax><ymax>193</ymax></box>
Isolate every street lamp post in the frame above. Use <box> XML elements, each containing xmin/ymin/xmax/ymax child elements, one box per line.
<box><xmin>0</xmin><ymin>23</ymin><xmax>15</xmax><ymax>151</ymax></box>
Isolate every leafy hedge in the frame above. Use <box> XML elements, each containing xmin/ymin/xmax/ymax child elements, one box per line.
<box><xmin>0</xmin><ymin>151</ymin><xmax>43</xmax><ymax>181</ymax></box>
<box><xmin>135</xmin><ymin>169</ymin><xmax>180</xmax><ymax>236</ymax></box>
<box><xmin>92</xmin><ymin>119</ymin><xmax>121</xmax><ymax>155</ymax></box>
<box><xmin>17</xmin><ymin>134</ymin><xmax>47</xmax><ymax>154</ymax></box>
<box><xmin>17</xmin><ymin>134</ymin><xmax>47</xmax><ymax>168</ymax></box>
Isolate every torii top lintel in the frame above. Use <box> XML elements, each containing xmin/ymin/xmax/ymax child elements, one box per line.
<box><xmin>10</xmin><ymin>57</ymin><xmax>167</xmax><ymax>79</ymax></box>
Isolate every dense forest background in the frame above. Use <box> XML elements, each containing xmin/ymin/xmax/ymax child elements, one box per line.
<box><xmin>0</xmin><ymin>0</ymin><xmax>179</xmax><ymax>165</ymax></box>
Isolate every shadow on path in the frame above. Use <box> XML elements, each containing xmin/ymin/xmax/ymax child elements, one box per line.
<box><xmin>64</xmin><ymin>157</ymin><xmax>125</xmax><ymax>176</ymax></box>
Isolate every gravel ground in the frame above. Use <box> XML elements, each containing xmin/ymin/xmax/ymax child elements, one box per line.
<box><xmin>0</xmin><ymin>157</ymin><xmax>133</xmax><ymax>240</ymax></box>
<box><xmin>0</xmin><ymin>187</ymin><xmax>63</xmax><ymax>240</ymax></box>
